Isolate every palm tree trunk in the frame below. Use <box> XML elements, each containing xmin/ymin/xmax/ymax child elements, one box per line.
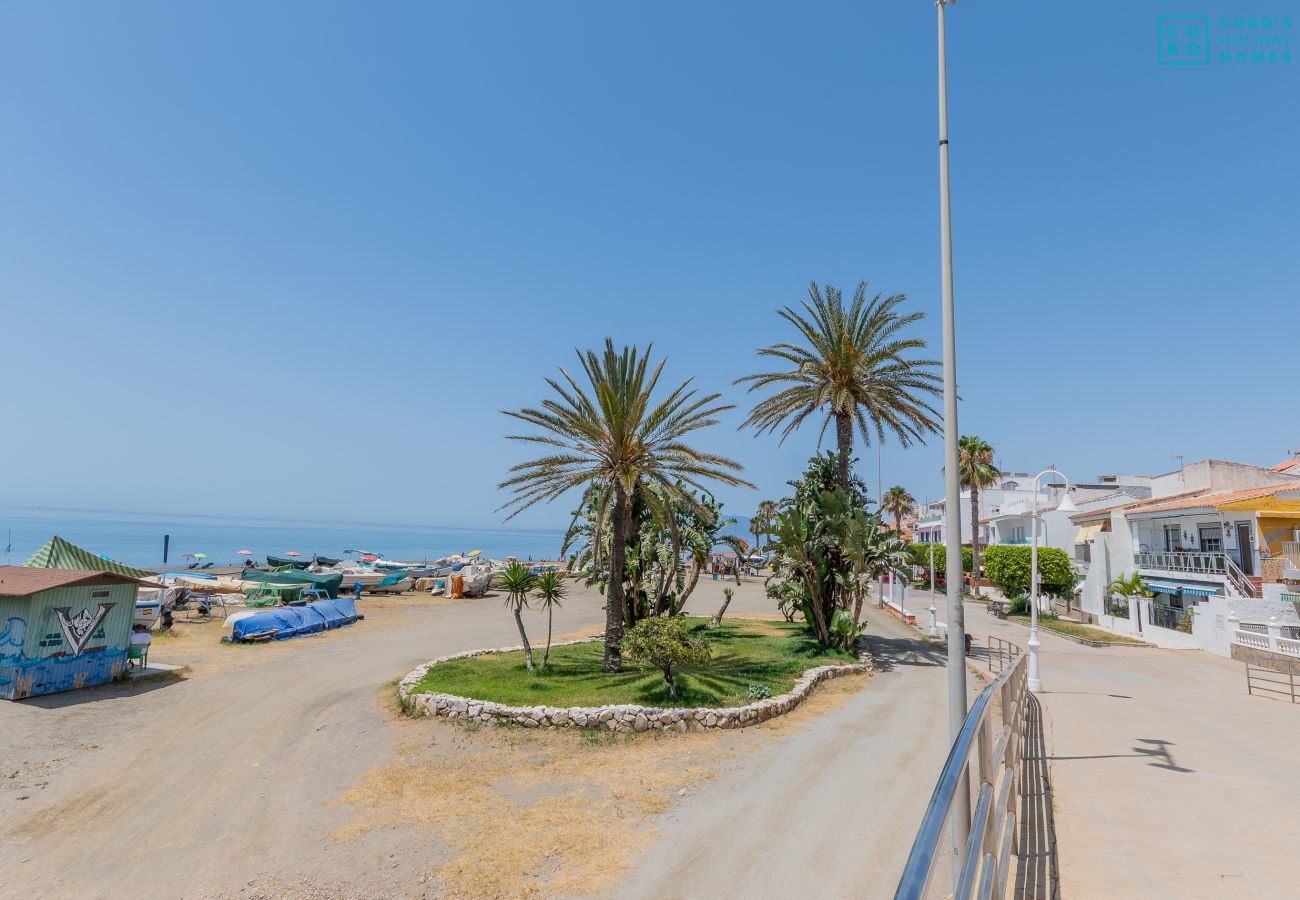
<box><xmin>674</xmin><ymin>560</ymin><xmax>702</xmax><ymax>614</ymax></box>
<box><xmin>544</xmin><ymin>605</ymin><xmax>553</xmax><ymax>667</ymax></box>
<box><xmin>969</xmin><ymin>485</ymin><xmax>982</xmax><ymax>599</ymax></box>
<box><xmin>710</xmin><ymin>590</ymin><xmax>734</xmax><ymax>628</ymax></box>
<box><xmin>834</xmin><ymin>412</ymin><xmax>854</xmax><ymax>490</ymax></box>
<box><xmin>513</xmin><ymin>605</ymin><xmax>535</xmax><ymax>670</ymax></box>
<box><xmin>604</xmin><ymin>482</ymin><xmax>630</xmax><ymax>672</ymax></box>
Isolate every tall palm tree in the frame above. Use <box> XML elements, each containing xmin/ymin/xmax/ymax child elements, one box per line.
<box><xmin>755</xmin><ymin>499</ymin><xmax>777</xmax><ymax>549</ymax></box>
<box><xmin>499</xmin><ymin>340</ymin><xmax>752</xmax><ymax>672</ymax></box>
<box><xmin>881</xmin><ymin>485</ymin><xmax>915</xmax><ymax>535</ymax></box>
<box><xmin>958</xmin><ymin>435</ymin><xmax>1000</xmax><ymax>599</ymax></box>
<box><xmin>736</xmin><ymin>281</ymin><xmax>942</xmax><ymax>491</ymax></box>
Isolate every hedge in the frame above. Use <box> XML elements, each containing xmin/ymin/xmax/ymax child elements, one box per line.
<box><xmin>981</xmin><ymin>545</ymin><xmax>1077</xmax><ymax>597</ymax></box>
<box><xmin>907</xmin><ymin>543</ymin><xmax>972</xmax><ymax>577</ymax></box>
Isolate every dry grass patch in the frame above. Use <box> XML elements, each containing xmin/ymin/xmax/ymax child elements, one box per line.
<box><xmin>337</xmin><ymin>670</ymin><xmax>873</xmax><ymax>897</ymax></box>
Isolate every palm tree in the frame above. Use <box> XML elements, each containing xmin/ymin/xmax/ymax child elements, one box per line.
<box><xmin>958</xmin><ymin>435</ymin><xmax>999</xmax><ymax>599</ymax></box>
<box><xmin>499</xmin><ymin>340</ymin><xmax>752</xmax><ymax>672</ymax></box>
<box><xmin>534</xmin><ymin>570</ymin><xmax>567</xmax><ymax>667</ymax></box>
<box><xmin>881</xmin><ymin>485</ymin><xmax>915</xmax><ymax>535</ymax></box>
<box><xmin>755</xmin><ymin>499</ymin><xmax>777</xmax><ymax>549</ymax></box>
<box><xmin>736</xmin><ymin>281</ymin><xmax>942</xmax><ymax>491</ymax></box>
<box><xmin>1106</xmin><ymin>571</ymin><xmax>1149</xmax><ymax>618</ymax></box>
<box><xmin>499</xmin><ymin>561</ymin><xmax>538</xmax><ymax>670</ymax></box>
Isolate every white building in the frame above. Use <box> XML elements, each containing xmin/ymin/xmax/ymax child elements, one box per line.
<box><xmin>1072</xmin><ymin>457</ymin><xmax>1300</xmax><ymax>657</ymax></box>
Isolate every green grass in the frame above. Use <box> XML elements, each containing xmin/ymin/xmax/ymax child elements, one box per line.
<box><xmin>412</xmin><ymin>617</ymin><xmax>858</xmax><ymax>708</ymax></box>
<box><xmin>1008</xmin><ymin>615</ymin><xmax>1146</xmax><ymax>645</ymax></box>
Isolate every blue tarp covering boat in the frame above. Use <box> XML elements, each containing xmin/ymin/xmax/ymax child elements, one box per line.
<box><xmin>229</xmin><ymin>597</ymin><xmax>360</xmax><ymax>642</ymax></box>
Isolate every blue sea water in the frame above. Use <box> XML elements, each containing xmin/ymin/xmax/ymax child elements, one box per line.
<box><xmin>0</xmin><ymin>506</ymin><xmax>567</xmax><ymax>568</ymax></box>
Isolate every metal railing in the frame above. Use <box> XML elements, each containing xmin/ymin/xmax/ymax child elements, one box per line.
<box><xmin>896</xmin><ymin>648</ymin><xmax>1029</xmax><ymax>900</ymax></box>
<box><xmin>1148</xmin><ymin>604</ymin><xmax>1186</xmax><ymax>631</ymax></box>
<box><xmin>1245</xmin><ymin>654</ymin><xmax>1300</xmax><ymax>704</ymax></box>
<box><xmin>986</xmin><ymin>636</ymin><xmax>1019</xmax><ymax>675</ymax></box>
<box><xmin>1135</xmin><ymin>550</ymin><xmax>1256</xmax><ymax>597</ymax></box>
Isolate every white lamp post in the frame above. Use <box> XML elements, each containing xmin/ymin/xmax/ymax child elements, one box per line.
<box><xmin>929</xmin><ymin>541</ymin><xmax>938</xmax><ymax>636</ymax></box>
<box><xmin>1028</xmin><ymin>467</ymin><xmax>1077</xmax><ymax>693</ymax></box>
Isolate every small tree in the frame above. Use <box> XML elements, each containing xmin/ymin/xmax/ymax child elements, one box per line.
<box><xmin>710</xmin><ymin>587</ymin><xmax>734</xmax><ymax>628</ymax></box>
<box><xmin>982</xmin><ymin>545</ymin><xmax>1076</xmax><ymax>598</ymax></box>
<box><xmin>1106</xmin><ymin>570</ymin><xmax>1149</xmax><ymax>617</ymax></box>
<box><xmin>499</xmin><ymin>561</ymin><xmax>538</xmax><ymax>670</ymax></box>
<box><xmin>622</xmin><ymin>616</ymin><xmax>712</xmax><ymax>699</ymax></box>
<box><xmin>534</xmin><ymin>570</ymin><xmax>567</xmax><ymax>666</ymax></box>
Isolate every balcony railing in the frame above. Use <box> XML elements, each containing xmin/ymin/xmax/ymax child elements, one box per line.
<box><xmin>1234</xmin><ymin>628</ymin><xmax>1300</xmax><ymax>659</ymax></box>
<box><xmin>1136</xmin><ymin>550</ymin><xmax>1255</xmax><ymax>598</ymax></box>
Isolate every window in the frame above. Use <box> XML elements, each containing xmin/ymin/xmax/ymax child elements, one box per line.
<box><xmin>91</xmin><ymin>590</ymin><xmax>110</xmax><ymax>599</ymax></box>
<box><xmin>1197</xmin><ymin>525</ymin><xmax>1222</xmax><ymax>553</ymax></box>
<box><xmin>1164</xmin><ymin>524</ymin><xmax>1181</xmax><ymax>551</ymax></box>
<box><xmin>1002</xmin><ymin>481</ymin><xmax>1019</xmax><ymax>491</ymax></box>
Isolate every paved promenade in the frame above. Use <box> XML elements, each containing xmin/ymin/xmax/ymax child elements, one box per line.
<box><xmin>969</xmin><ymin>604</ymin><xmax>1300</xmax><ymax>899</ymax></box>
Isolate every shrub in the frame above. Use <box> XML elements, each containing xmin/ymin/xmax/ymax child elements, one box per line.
<box><xmin>907</xmin><ymin>543</ymin><xmax>973</xmax><ymax>577</ymax></box>
<box><xmin>746</xmin><ymin>683</ymin><xmax>772</xmax><ymax>701</ymax></box>
<box><xmin>622</xmin><ymin>616</ymin><xmax>712</xmax><ymax>699</ymax></box>
<box><xmin>981</xmin><ymin>545</ymin><xmax>1076</xmax><ymax>598</ymax></box>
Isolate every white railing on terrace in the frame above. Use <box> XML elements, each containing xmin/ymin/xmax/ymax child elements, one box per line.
<box><xmin>1136</xmin><ymin>550</ymin><xmax>1256</xmax><ymax>598</ymax></box>
<box><xmin>1282</xmin><ymin>542</ymin><xmax>1300</xmax><ymax>569</ymax></box>
<box><xmin>1233</xmin><ymin>629</ymin><xmax>1300</xmax><ymax>658</ymax></box>
<box><xmin>1235</xmin><ymin>630</ymin><xmax>1270</xmax><ymax>651</ymax></box>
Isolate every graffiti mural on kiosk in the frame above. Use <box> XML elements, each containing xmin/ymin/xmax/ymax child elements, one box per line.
<box><xmin>52</xmin><ymin>603</ymin><xmax>115</xmax><ymax>655</ymax></box>
<box><xmin>0</xmin><ymin>609</ymin><xmax>127</xmax><ymax>700</ymax></box>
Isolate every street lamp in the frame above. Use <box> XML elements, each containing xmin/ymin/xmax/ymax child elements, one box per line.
<box><xmin>1028</xmin><ymin>467</ymin><xmax>1077</xmax><ymax>693</ymax></box>
<box><xmin>935</xmin><ymin>0</ymin><xmax>970</xmax><ymax>875</ymax></box>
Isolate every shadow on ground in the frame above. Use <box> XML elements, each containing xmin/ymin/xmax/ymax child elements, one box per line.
<box><xmin>863</xmin><ymin>632</ymin><xmax>948</xmax><ymax>672</ymax></box>
<box><xmin>1015</xmin><ymin>693</ymin><xmax>1061</xmax><ymax>900</ymax></box>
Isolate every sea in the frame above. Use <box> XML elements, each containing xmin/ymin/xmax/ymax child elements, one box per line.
<box><xmin>0</xmin><ymin>506</ymin><xmax>568</xmax><ymax>569</ymax></box>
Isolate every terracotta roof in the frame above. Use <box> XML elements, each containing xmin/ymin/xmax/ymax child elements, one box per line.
<box><xmin>0</xmin><ymin>567</ymin><xmax>146</xmax><ymax>597</ymax></box>
<box><xmin>1271</xmin><ymin>458</ymin><xmax>1300</xmax><ymax>472</ymax></box>
<box><xmin>1123</xmin><ymin>483</ymin><xmax>1300</xmax><ymax>516</ymax></box>
<box><xmin>1069</xmin><ymin>489</ymin><xmax>1209</xmax><ymax>522</ymax></box>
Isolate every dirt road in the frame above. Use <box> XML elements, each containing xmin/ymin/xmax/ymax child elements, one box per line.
<box><xmin>0</xmin><ymin>581</ymin><xmax>956</xmax><ymax>898</ymax></box>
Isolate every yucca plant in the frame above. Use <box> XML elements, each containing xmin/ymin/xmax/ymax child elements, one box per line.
<box><xmin>499</xmin><ymin>561</ymin><xmax>538</xmax><ymax>670</ymax></box>
<box><xmin>737</xmin><ymin>281</ymin><xmax>941</xmax><ymax>491</ymax></box>
<box><xmin>534</xmin><ymin>570</ymin><xmax>567</xmax><ymax>667</ymax></box>
<box><xmin>499</xmin><ymin>339</ymin><xmax>752</xmax><ymax>672</ymax></box>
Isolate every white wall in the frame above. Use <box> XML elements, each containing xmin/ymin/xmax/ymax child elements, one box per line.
<box><xmin>1149</xmin><ymin>459</ymin><xmax>1300</xmax><ymax>499</ymax></box>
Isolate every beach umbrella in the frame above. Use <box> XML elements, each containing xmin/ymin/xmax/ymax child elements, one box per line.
<box><xmin>285</xmin><ymin>551</ymin><xmax>301</xmax><ymax>557</ymax></box>
<box><xmin>237</xmin><ymin>550</ymin><xmax>253</xmax><ymax>556</ymax></box>
<box><xmin>193</xmin><ymin>553</ymin><xmax>208</xmax><ymax>559</ymax></box>
<box><xmin>467</xmin><ymin>549</ymin><xmax>482</xmax><ymax>558</ymax></box>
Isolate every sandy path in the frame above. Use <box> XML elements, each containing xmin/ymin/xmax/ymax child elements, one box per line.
<box><xmin>0</xmin><ymin>591</ymin><xmax>609</xmax><ymax>898</ymax></box>
<box><xmin>0</xmin><ymin>579</ymin><xmax>956</xmax><ymax>898</ymax></box>
<box><xmin>614</xmin><ymin>603</ymin><xmax>964</xmax><ymax>900</ymax></box>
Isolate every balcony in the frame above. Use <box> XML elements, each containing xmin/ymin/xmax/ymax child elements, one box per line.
<box><xmin>1136</xmin><ymin>550</ymin><xmax>1255</xmax><ymax>598</ymax></box>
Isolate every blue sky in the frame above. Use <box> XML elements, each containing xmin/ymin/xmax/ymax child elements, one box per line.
<box><xmin>1</xmin><ymin>1</ymin><xmax>1295</xmax><ymax>530</ymax></box>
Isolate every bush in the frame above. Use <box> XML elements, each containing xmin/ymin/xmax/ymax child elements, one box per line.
<box><xmin>746</xmin><ymin>683</ymin><xmax>772</xmax><ymax>701</ymax></box>
<box><xmin>622</xmin><ymin>616</ymin><xmax>712</xmax><ymax>699</ymax></box>
<box><xmin>907</xmin><ymin>543</ymin><xmax>973</xmax><ymax>577</ymax></box>
<box><xmin>981</xmin><ymin>545</ymin><xmax>1077</xmax><ymax>598</ymax></box>
<box><xmin>1007</xmin><ymin>594</ymin><xmax>1032</xmax><ymax>616</ymax></box>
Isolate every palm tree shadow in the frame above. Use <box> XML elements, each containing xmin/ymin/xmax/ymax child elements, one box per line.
<box><xmin>864</xmin><ymin>632</ymin><xmax>947</xmax><ymax>672</ymax></box>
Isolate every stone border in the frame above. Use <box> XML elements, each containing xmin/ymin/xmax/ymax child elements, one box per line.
<box><xmin>397</xmin><ymin>634</ymin><xmax>873</xmax><ymax>732</ymax></box>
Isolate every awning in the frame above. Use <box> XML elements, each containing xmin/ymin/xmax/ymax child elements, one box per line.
<box><xmin>917</xmin><ymin>521</ymin><xmax>942</xmax><ymax>532</ymax></box>
<box><xmin>1143</xmin><ymin>579</ymin><xmax>1221</xmax><ymax>598</ymax></box>
<box><xmin>1074</xmin><ymin>524</ymin><xmax>1102</xmax><ymax>543</ymax></box>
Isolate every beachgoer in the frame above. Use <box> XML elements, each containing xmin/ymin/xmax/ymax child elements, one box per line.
<box><xmin>128</xmin><ymin>624</ymin><xmax>152</xmax><ymax>669</ymax></box>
